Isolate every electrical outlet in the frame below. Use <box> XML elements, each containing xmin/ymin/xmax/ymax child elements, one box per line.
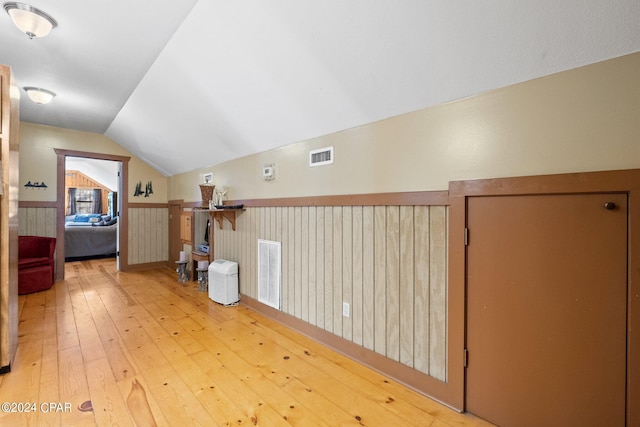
<box><xmin>342</xmin><ymin>302</ymin><xmax>350</xmax><ymax>318</ymax></box>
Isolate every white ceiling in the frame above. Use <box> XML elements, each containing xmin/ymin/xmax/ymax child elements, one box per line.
<box><xmin>2</xmin><ymin>1</ymin><xmax>639</xmax><ymax>177</ymax></box>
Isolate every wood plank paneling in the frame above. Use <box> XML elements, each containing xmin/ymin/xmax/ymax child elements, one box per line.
<box><xmin>316</xmin><ymin>207</ymin><xmax>325</xmax><ymax>329</ymax></box>
<box><xmin>287</xmin><ymin>207</ymin><xmax>296</xmax><ymax>315</ymax></box>
<box><xmin>414</xmin><ymin>206</ymin><xmax>431</xmax><ymax>374</ymax></box>
<box><xmin>128</xmin><ymin>208</ymin><xmax>169</xmax><ymax>266</ymax></box>
<box><xmin>399</xmin><ymin>206</ymin><xmax>415</xmax><ymax>367</ymax></box>
<box><xmin>64</xmin><ymin>170</ymin><xmax>112</xmax><ymax>215</ymax></box>
<box><xmin>362</xmin><ymin>206</ymin><xmax>375</xmax><ymax>351</ymax></box>
<box><xmin>129</xmin><ymin>208</ymin><xmax>139</xmax><ymax>264</ymax></box>
<box><xmin>212</xmin><ymin>203</ymin><xmax>449</xmax><ymax>384</ymax></box>
<box><xmin>429</xmin><ymin>206</ymin><xmax>448</xmax><ymax>381</ymax></box>
<box><xmin>332</xmin><ymin>207</ymin><xmax>343</xmax><ymax>337</ymax></box>
<box><xmin>386</xmin><ymin>206</ymin><xmax>400</xmax><ymax>362</ymax></box>
<box><xmin>342</xmin><ymin>206</ymin><xmax>352</xmax><ymax>341</ymax></box>
<box><xmin>294</xmin><ymin>206</ymin><xmax>303</xmax><ymax>320</ymax></box>
<box><xmin>324</xmin><ymin>208</ymin><xmax>334</xmax><ymax>334</ymax></box>
<box><xmin>250</xmin><ymin>207</ymin><xmax>258</xmax><ymax>298</ymax></box>
<box><xmin>374</xmin><ymin>206</ymin><xmax>387</xmax><ymax>355</ymax></box>
<box><xmin>301</xmin><ymin>206</ymin><xmax>309</xmax><ymax>323</ymax></box>
<box><xmin>352</xmin><ymin>206</ymin><xmax>363</xmax><ymax>346</ymax></box>
<box><xmin>308</xmin><ymin>206</ymin><xmax>317</xmax><ymax>326</ymax></box>
<box><xmin>19</xmin><ymin>207</ymin><xmax>56</xmax><ymax>237</ymax></box>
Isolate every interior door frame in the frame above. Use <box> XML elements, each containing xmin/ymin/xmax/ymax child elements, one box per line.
<box><xmin>54</xmin><ymin>148</ymin><xmax>131</xmax><ymax>279</ymax></box>
<box><xmin>168</xmin><ymin>199</ymin><xmax>184</xmax><ymax>268</ymax></box>
<box><xmin>448</xmin><ymin>168</ymin><xmax>640</xmax><ymax>424</ymax></box>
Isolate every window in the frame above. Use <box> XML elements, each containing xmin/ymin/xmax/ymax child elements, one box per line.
<box><xmin>75</xmin><ymin>189</ymin><xmax>94</xmax><ymax>214</ymax></box>
<box><xmin>67</xmin><ymin>188</ymin><xmax>103</xmax><ymax>215</ymax></box>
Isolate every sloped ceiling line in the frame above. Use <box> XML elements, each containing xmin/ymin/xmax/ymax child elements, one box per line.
<box><xmin>2</xmin><ymin>1</ymin><xmax>639</xmax><ymax>176</ymax></box>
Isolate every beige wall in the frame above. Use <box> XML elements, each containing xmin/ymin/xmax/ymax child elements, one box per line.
<box><xmin>169</xmin><ymin>52</ymin><xmax>640</xmax><ymax>202</ymax></box>
<box><xmin>19</xmin><ymin>123</ymin><xmax>168</xmax><ymax>203</ymax></box>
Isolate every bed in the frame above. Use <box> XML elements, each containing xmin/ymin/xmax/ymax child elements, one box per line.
<box><xmin>65</xmin><ymin>214</ymin><xmax>118</xmax><ymax>259</ymax></box>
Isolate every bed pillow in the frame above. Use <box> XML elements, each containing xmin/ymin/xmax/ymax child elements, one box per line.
<box><xmin>74</xmin><ymin>213</ymin><xmax>103</xmax><ymax>222</ymax></box>
<box><xmin>92</xmin><ymin>217</ymin><xmax>117</xmax><ymax>227</ymax></box>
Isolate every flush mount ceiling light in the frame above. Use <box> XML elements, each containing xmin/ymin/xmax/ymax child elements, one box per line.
<box><xmin>3</xmin><ymin>2</ymin><xmax>57</xmax><ymax>39</ymax></box>
<box><xmin>23</xmin><ymin>87</ymin><xmax>56</xmax><ymax>104</ymax></box>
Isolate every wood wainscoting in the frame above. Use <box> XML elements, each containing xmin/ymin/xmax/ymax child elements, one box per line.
<box><xmin>128</xmin><ymin>204</ymin><xmax>169</xmax><ymax>266</ymax></box>
<box><xmin>18</xmin><ymin>203</ymin><xmax>57</xmax><ymax>237</ymax></box>
<box><xmin>19</xmin><ymin>202</ymin><xmax>170</xmax><ymax>271</ymax></box>
<box><xmin>212</xmin><ymin>192</ymin><xmax>451</xmax><ymax>403</ymax></box>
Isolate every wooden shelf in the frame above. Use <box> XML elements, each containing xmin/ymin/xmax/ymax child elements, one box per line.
<box><xmin>208</xmin><ymin>208</ymin><xmax>245</xmax><ymax>231</ymax></box>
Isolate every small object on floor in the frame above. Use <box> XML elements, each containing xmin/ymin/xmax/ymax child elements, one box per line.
<box><xmin>197</xmin><ymin>267</ymin><xmax>208</xmax><ymax>292</ymax></box>
<box><xmin>175</xmin><ymin>260</ymin><xmax>189</xmax><ymax>283</ymax></box>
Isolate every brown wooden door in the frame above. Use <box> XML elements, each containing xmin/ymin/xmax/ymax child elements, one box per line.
<box><xmin>466</xmin><ymin>193</ymin><xmax>627</xmax><ymax>427</ymax></box>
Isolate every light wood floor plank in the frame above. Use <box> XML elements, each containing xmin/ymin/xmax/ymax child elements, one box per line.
<box><xmin>85</xmin><ymin>357</ymin><xmax>134</xmax><ymax>427</ymax></box>
<box><xmin>58</xmin><ymin>346</ymin><xmax>94</xmax><ymax>426</ymax></box>
<box><xmin>133</xmin><ymin>282</ymin><xmax>323</xmax><ymax>426</ymax></box>
<box><xmin>0</xmin><ymin>258</ymin><xmax>493</xmax><ymax>427</ymax></box>
<box><xmin>0</xmin><ymin>340</ymin><xmax>43</xmax><ymax>426</ymax></box>
<box><xmin>37</xmin><ymin>289</ymin><xmax>62</xmax><ymax>427</ymax></box>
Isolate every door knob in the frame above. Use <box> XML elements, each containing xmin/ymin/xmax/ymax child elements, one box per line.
<box><xmin>604</xmin><ymin>202</ymin><xmax>617</xmax><ymax>210</ymax></box>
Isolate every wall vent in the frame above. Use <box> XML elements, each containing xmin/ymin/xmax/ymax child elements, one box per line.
<box><xmin>309</xmin><ymin>146</ymin><xmax>334</xmax><ymax>167</ymax></box>
<box><xmin>257</xmin><ymin>239</ymin><xmax>281</xmax><ymax>310</ymax></box>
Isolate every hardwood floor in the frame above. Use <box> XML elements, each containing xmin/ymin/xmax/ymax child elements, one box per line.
<box><xmin>0</xmin><ymin>258</ymin><xmax>493</xmax><ymax>426</ymax></box>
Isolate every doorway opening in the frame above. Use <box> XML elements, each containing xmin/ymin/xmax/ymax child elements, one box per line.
<box><xmin>54</xmin><ymin>149</ymin><xmax>130</xmax><ymax>280</ymax></box>
<box><xmin>64</xmin><ymin>157</ymin><xmax>120</xmax><ymax>262</ymax></box>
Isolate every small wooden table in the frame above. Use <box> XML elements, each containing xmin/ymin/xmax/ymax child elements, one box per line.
<box><xmin>191</xmin><ymin>250</ymin><xmax>209</xmax><ymax>281</ymax></box>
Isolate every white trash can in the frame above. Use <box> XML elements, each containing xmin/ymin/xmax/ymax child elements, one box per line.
<box><xmin>208</xmin><ymin>259</ymin><xmax>239</xmax><ymax>305</ymax></box>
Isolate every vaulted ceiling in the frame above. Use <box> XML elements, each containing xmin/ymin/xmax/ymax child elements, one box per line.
<box><xmin>2</xmin><ymin>1</ymin><xmax>639</xmax><ymax>176</ymax></box>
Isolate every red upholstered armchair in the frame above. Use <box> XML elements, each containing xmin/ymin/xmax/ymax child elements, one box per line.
<box><xmin>18</xmin><ymin>236</ymin><xmax>56</xmax><ymax>295</ymax></box>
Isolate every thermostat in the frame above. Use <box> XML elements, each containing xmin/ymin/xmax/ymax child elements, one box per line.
<box><xmin>263</xmin><ymin>164</ymin><xmax>275</xmax><ymax>181</ymax></box>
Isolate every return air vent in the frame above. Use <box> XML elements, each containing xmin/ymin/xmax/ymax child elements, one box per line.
<box><xmin>258</xmin><ymin>239</ymin><xmax>281</xmax><ymax>310</ymax></box>
<box><xmin>309</xmin><ymin>146</ymin><xmax>334</xmax><ymax>167</ymax></box>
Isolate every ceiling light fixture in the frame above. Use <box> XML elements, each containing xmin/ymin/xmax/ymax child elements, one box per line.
<box><xmin>3</xmin><ymin>2</ymin><xmax>57</xmax><ymax>39</ymax></box>
<box><xmin>23</xmin><ymin>87</ymin><xmax>56</xmax><ymax>104</ymax></box>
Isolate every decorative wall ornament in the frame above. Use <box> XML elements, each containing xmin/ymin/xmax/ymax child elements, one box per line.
<box><xmin>145</xmin><ymin>181</ymin><xmax>153</xmax><ymax>197</ymax></box>
<box><xmin>199</xmin><ymin>183</ymin><xmax>215</xmax><ymax>208</ymax></box>
<box><xmin>24</xmin><ymin>180</ymin><xmax>48</xmax><ymax>189</ymax></box>
<box><xmin>213</xmin><ymin>186</ymin><xmax>228</xmax><ymax>206</ymax></box>
<box><xmin>134</xmin><ymin>181</ymin><xmax>153</xmax><ymax>197</ymax></box>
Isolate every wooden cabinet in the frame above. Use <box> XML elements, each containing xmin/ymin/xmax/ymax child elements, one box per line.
<box><xmin>179</xmin><ymin>209</ymin><xmax>212</xmax><ymax>279</ymax></box>
<box><xmin>0</xmin><ymin>65</ymin><xmax>20</xmax><ymax>372</ymax></box>
<box><xmin>180</xmin><ymin>212</ymin><xmax>192</xmax><ymax>243</ymax></box>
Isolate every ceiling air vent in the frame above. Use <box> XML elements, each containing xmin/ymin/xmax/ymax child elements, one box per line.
<box><xmin>309</xmin><ymin>146</ymin><xmax>334</xmax><ymax>167</ymax></box>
